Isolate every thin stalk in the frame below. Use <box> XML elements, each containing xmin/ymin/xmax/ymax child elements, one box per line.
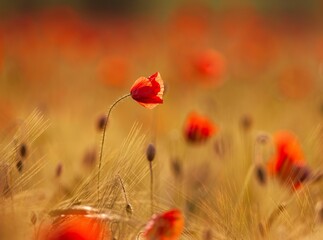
<box><xmin>237</xmin><ymin>163</ymin><xmax>255</xmax><ymax>206</ymax></box>
<box><xmin>149</xmin><ymin>161</ymin><xmax>154</xmax><ymax>215</ymax></box>
<box><xmin>98</xmin><ymin>93</ymin><xmax>131</xmax><ymax>203</ymax></box>
<box><xmin>118</xmin><ymin>174</ymin><xmax>130</xmax><ymax>205</ymax></box>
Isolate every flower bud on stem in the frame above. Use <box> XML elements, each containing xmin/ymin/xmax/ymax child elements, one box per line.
<box><xmin>146</xmin><ymin>143</ymin><xmax>156</xmax><ymax>215</ymax></box>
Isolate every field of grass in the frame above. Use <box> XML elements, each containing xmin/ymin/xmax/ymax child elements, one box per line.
<box><xmin>0</xmin><ymin>3</ymin><xmax>323</xmax><ymax>239</ymax></box>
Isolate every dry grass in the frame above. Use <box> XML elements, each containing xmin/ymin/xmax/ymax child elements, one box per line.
<box><xmin>1</xmin><ymin>4</ymin><xmax>323</xmax><ymax>239</ymax></box>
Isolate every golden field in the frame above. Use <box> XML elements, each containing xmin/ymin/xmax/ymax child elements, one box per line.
<box><xmin>0</xmin><ymin>2</ymin><xmax>323</xmax><ymax>239</ymax></box>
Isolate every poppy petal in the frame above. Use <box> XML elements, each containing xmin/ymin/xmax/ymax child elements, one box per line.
<box><xmin>37</xmin><ymin>215</ymin><xmax>110</xmax><ymax>240</ymax></box>
<box><xmin>267</xmin><ymin>131</ymin><xmax>309</xmax><ymax>190</ymax></box>
<box><xmin>184</xmin><ymin>112</ymin><xmax>217</xmax><ymax>143</ymax></box>
<box><xmin>143</xmin><ymin>209</ymin><xmax>184</xmax><ymax>240</ymax></box>
<box><xmin>130</xmin><ymin>72</ymin><xmax>164</xmax><ymax>109</ymax></box>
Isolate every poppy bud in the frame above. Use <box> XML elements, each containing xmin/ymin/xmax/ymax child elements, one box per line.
<box><xmin>240</xmin><ymin>114</ymin><xmax>253</xmax><ymax>131</ymax></box>
<box><xmin>97</xmin><ymin>114</ymin><xmax>107</xmax><ymax>132</ymax></box>
<box><xmin>16</xmin><ymin>160</ymin><xmax>23</xmax><ymax>173</ymax></box>
<box><xmin>171</xmin><ymin>157</ymin><xmax>182</xmax><ymax>178</ymax></box>
<box><xmin>56</xmin><ymin>163</ymin><xmax>63</xmax><ymax>178</ymax></box>
<box><xmin>146</xmin><ymin>143</ymin><xmax>156</xmax><ymax>162</ymax></box>
<box><xmin>19</xmin><ymin>143</ymin><xmax>27</xmax><ymax>158</ymax></box>
<box><xmin>255</xmin><ymin>164</ymin><xmax>267</xmax><ymax>185</ymax></box>
<box><xmin>126</xmin><ymin>203</ymin><xmax>133</xmax><ymax>217</ymax></box>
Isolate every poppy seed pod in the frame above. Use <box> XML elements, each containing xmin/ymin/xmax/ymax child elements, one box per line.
<box><xmin>146</xmin><ymin>143</ymin><xmax>156</xmax><ymax>162</ymax></box>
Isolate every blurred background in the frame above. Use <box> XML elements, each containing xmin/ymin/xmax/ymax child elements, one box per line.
<box><xmin>1</xmin><ymin>0</ymin><xmax>323</xmax><ymax>161</ymax></box>
<box><xmin>1</xmin><ymin>1</ymin><xmax>323</xmax><ymax>239</ymax></box>
<box><xmin>1</xmin><ymin>0</ymin><xmax>323</xmax><ymax>151</ymax></box>
<box><xmin>0</xmin><ymin>0</ymin><xmax>322</xmax><ymax>16</ymax></box>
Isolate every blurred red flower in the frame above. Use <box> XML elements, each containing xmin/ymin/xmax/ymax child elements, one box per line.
<box><xmin>193</xmin><ymin>49</ymin><xmax>226</xmax><ymax>83</ymax></box>
<box><xmin>130</xmin><ymin>72</ymin><xmax>164</xmax><ymax>109</ymax></box>
<box><xmin>267</xmin><ymin>131</ymin><xmax>310</xmax><ymax>189</ymax></box>
<box><xmin>143</xmin><ymin>209</ymin><xmax>184</xmax><ymax>240</ymax></box>
<box><xmin>184</xmin><ymin>112</ymin><xmax>217</xmax><ymax>143</ymax></box>
<box><xmin>37</xmin><ymin>215</ymin><xmax>110</xmax><ymax>240</ymax></box>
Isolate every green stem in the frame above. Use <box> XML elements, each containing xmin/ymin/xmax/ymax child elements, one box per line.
<box><xmin>98</xmin><ymin>93</ymin><xmax>131</xmax><ymax>203</ymax></box>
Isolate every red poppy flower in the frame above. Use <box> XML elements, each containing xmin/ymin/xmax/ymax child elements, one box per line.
<box><xmin>143</xmin><ymin>209</ymin><xmax>184</xmax><ymax>240</ymax></box>
<box><xmin>267</xmin><ymin>131</ymin><xmax>310</xmax><ymax>189</ymax></box>
<box><xmin>130</xmin><ymin>72</ymin><xmax>164</xmax><ymax>109</ymax></box>
<box><xmin>37</xmin><ymin>215</ymin><xmax>110</xmax><ymax>240</ymax></box>
<box><xmin>184</xmin><ymin>112</ymin><xmax>217</xmax><ymax>143</ymax></box>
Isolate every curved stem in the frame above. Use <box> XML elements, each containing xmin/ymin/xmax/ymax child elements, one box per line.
<box><xmin>98</xmin><ymin>93</ymin><xmax>131</xmax><ymax>203</ymax></box>
<box><xmin>117</xmin><ymin>174</ymin><xmax>130</xmax><ymax>205</ymax></box>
